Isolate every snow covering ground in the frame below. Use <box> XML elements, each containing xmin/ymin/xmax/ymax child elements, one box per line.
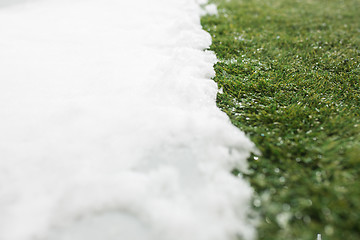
<box><xmin>0</xmin><ymin>0</ymin><xmax>257</xmax><ymax>239</ymax></box>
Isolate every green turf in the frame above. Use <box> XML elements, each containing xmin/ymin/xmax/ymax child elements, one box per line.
<box><xmin>201</xmin><ymin>0</ymin><xmax>360</xmax><ymax>239</ymax></box>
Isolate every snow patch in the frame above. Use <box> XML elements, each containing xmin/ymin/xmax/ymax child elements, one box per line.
<box><xmin>0</xmin><ymin>0</ymin><xmax>257</xmax><ymax>240</ymax></box>
<box><xmin>199</xmin><ymin>2</ymin><xmax>218</xmax><ymax>16</ymax></box>
<box><xmin>203</xmin><ymin>3</ymin><xmax>218</xmax><ymax>16</ymax></box>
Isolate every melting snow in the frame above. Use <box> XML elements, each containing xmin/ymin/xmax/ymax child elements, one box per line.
<box><xmin>0</xmin><ymin>0</ymin><xmax>257</xmax><ymax>239</ymax></box>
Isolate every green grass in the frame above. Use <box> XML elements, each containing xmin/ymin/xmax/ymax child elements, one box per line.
<box><xmin>201</xmin><ymin>0</ymin><xmax>360</xmax><ymax>239</ymax></box>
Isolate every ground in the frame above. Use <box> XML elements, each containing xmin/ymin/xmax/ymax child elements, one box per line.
<box><xmin>201</xmin><ymin>0</ymin><xmax>360</xmax><ymax>239</ymax></box>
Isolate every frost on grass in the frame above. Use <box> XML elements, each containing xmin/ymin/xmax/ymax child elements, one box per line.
<box><xmin>0</xmin><ymin>0</ymin><xmax>256</xmax><ymax>240</ymax></box>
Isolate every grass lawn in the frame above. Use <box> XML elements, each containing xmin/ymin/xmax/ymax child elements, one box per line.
<box><xmin>201</xmin><ymin>0</ymin><xmax>360</xmax><ymax>239</ymax></box>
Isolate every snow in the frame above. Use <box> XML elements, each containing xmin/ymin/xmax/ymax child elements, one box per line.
<box><xmin>200</xmin><ymin>3</ymin><xmax>218</xmax><ymax>16</ymax></box>
<box><xmin>0</xmin><ymin>0</ymin><xmax>257</xmax><ymax>240</ymax></box>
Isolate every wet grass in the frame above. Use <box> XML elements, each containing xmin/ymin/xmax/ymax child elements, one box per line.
<box><xmin>201</xmin><ymin>0</ymin><xmax>360</xmax><ymax>239</ymax></box>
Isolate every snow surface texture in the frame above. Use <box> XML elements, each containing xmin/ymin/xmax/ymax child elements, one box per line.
<box><xmin>0</xmin><ymin>0</ymin><xmax>257</xmax><ymax>240</ymax></box>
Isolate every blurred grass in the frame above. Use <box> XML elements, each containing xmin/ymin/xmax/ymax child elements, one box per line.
<box><xmin>201</xmin><ymin>0</ymin><xmax>360</xmax><ymax>239</ymax></box>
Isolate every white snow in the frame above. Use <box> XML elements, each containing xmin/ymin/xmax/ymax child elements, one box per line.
<box><xmin>201</xmin><ymin>3</ymin><xmax>218</xmax><ymax>16</ymax></box>
<box><xmin>0</xmin><ymin>0</ymin><xmax>257</xmax><ymax>240</ymax></box>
